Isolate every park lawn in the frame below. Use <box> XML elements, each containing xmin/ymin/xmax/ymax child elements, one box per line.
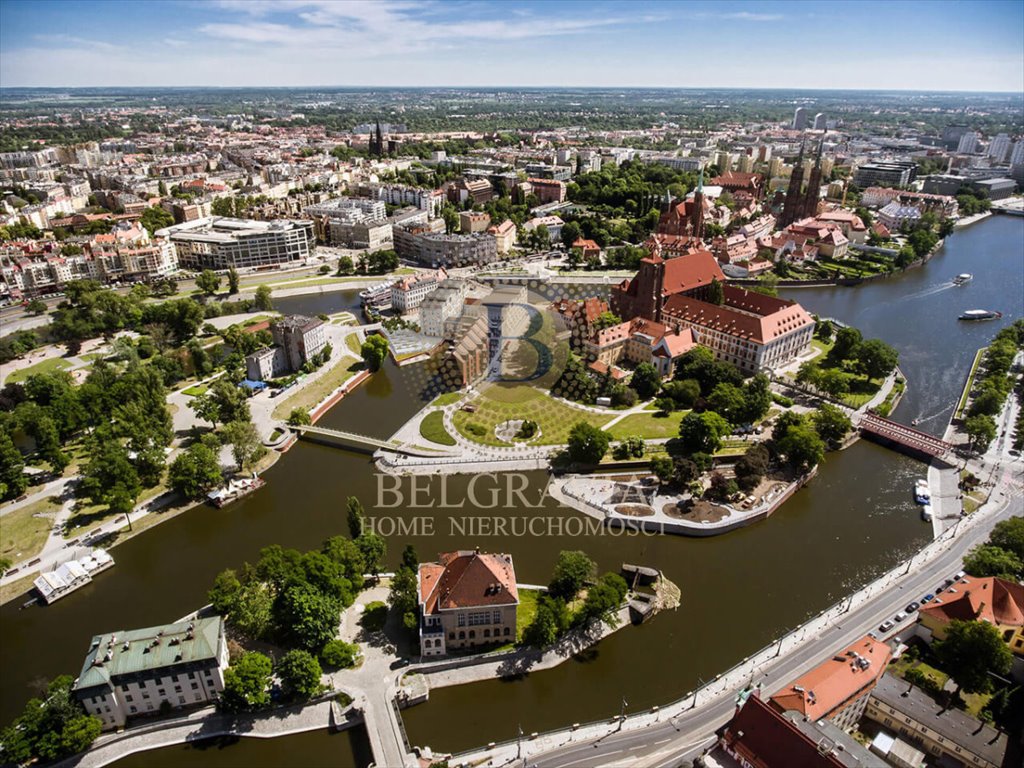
<box><xmin>419</xmin><ymin>411</ymin><xmax>456</xmax><ymax>446</ymax></box>
<box><xmin>345</xmin><ymin>333</ymin><xmax>363</xmax><ymax>356</ymax></box>
<box><xmin>0</xmin><ymin>496</ymin><xmax>61</xmax><ymax>564</ymax></box>
<box><xmin>181</xmin><ymin>382</ymin><xmax>210</xmax><ymax>397</ymax></box>
<box><xmin>5</xmin><ymin>357</ymin><xmax>72</xmax><ymax>384</ymax></box>
<box><xmin>516</xmin><ymin>589</ymin><xmax>541</xmax><ymax>642</ymax></box>
<box><xmin>452</xmin><ymin>382</ymin><xmax>611</xmax><ymax>446</ymax></box>
<box><xmin>271</xmin><ymin>355</ymin><xmax>362</xmax><ymax>420</ymax></box>
<box><xmin>956</xmin><ymin>348</ymin><xmax>986</xmax><ymax>418</ymax></box>
<box><xmin>606</xmin><ymin>410</ymin><xmax>688</xmax><ymax>440</ymax></box>
<box><xmin>65</xmin><ymin>483</ymin><xmax>168</xmax><ymax>539</ymax></box>
<box><xmin>431</xmin><ymin>392</ymin><xmax>464</xmax><ymax>407</ymax></box>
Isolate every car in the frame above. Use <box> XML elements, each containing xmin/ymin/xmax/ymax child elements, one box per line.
<box><xmin>953</xmin><ymin>571</ymin><xmax>965</xmax><ymax>581</ymax></box>
<box><xmin>894</xmin><ymin>611</ymin><xmax>907</xmax><ymax>623</ymax></box>
<box><xmin>905</xmin><ymin>601</ymin><xmax>920</xmax><ymax>613</ymax></box>
<box><xmin>879</xmin><ymin>620</ymin><xmax>895</xmax><ymax>633</ymax></box>
<box><xmin>921</xmin><ymin>593</ymin><xmax>936</xmax><ymax>604</ymax></box>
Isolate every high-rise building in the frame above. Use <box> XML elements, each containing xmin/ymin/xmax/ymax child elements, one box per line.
<box><xmin>957</xmin><ymin>131</ymin><xmax>981</xmax><ymax>154</ymax></box>
<box><xmin>1010</xmin><ymin>139</ymin><xmax>1024</xmax><ymax>167</ymax></box>
<box><xmin>715</xmin><ymin>150</ymin><xmax>731</xmax><ymax>172</ymax></box>
<box><xmin>792</xmin><ymin>107</ymin><xmax>808</xmax><ymax>130</ymax></box>
<box><xmin>813</xmin><ymin>112</ymin><xmax>827</xmax><ymax>130</ymax></box>
<box><xmin>988</xmin><ymin>133</ymin><xmax>1012</xmax><ymax>162</ymax></box>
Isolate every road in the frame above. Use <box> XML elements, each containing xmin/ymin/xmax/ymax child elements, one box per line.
<box><xmin>459</xmin><ymin>488</ymin><xmax>1022</xmax><ymax>768</ymax></box>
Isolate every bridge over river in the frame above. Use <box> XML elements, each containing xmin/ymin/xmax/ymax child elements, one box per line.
<box><xmin>857</xmin><ymin>413</ymin><xmax>954</xmax><ymax>461</ymax></box>
<box><xmin>292</xmin><ymin>424</ymin><xmax>456</xmax><ymax>458</ymax></box>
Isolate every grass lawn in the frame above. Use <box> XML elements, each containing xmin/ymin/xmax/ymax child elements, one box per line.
<box><xmin>606</xmin><ymin>410</ymin><xmax>688</xmax><ymax>440</ymax></box>
<box><xmin>181</xmin><ymin>382</ymin><xmax>210</xmax><ymax>397</ymax></box>
<box><xmin>5</xmin><ymin>357</ymin><xmax>72</xmax><ymax>384</ymax></box>
<box><xmin>956</xmin><ymin>347</ymin><xmax>986</xmax><ymax>418</ymax></box>
<box><xmin>516</xmin><ymin>589</ymin><xmax>541</xmax><ymax>642</ymax></box>
<box><xmin>65</xmin><ymin>483</ymin><xmax>168</xmax><ymax>539</ymax></box>
<box><xmin>419</xmin><ymin>411</ymin><xmax>456</xmax><ymax>446</ymax></box>
<box><xmin>0</xmin><ymin>495</ymin><xmax>61</xmax><ymax>564</ymax></box>
<box><xmin>271</xmin><ymin>355</ymin><xmax>362</xmax><ymax>420</ymax></box>
<box><xmin>431</xmin><ymin>392</ymin><xmax>464</xmax><ymax>407</ymax></box>
<box><xmin>452</xmin><ymin>383</ymin><xmax>611</xmax><ymax>446</ymax></box>
<box><xmin>345</xmin><ymin>333</ymin><xmax>363</xmax><ymax>356</ymax></box>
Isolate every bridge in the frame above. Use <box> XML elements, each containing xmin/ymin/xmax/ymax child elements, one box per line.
<box><xmin>858</xmin><ymin>413</ymin><xmax>954</xmax><ymax>460</ymax></box>
<box><xmin>292</xmin><ymin>425</ymin><xmax>455</xmax><ymax>458</ymax></box>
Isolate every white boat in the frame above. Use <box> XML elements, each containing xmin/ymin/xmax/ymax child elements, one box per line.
<box><xmin>959</xmin><ymin>309</ymin><xmax>1002</xmax><ymax>321</ymax></box>
<box><xmin>921</xmin><ymin>504</ymin><xmax>933</xmax><ymax>522</ymax></box>
<box><xmin>914</xmin><ymin>480</ymin><xmax>930</xmax><ymax>504</ymax></box>
<box><xmin>952</xmin><ymin>273</ymin><xmax>973</xmax><ymax>285</ymax></box>
<box><xmin>33</xmin><ymin>548</ymin><xmax>115</xmax><ymax>605</ymax></box>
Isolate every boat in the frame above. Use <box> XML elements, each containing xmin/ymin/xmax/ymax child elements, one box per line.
<box><xmin>914</xmin><ymin>479</ymin><xmax>930</xmax><ymax>504</ymax></box>
<box><xmin>952</xmin><ymin>273</ymin><xmax>973</xmax><ymax>285</ymax></box>
<box><xmin>921</xmin><ymin>504</ymin><xmax>933</xmax><ymax>522</ymax></box>
<box><xmin>33</xmin><ymin>548</ymin><xmax>115</xmax><ymax>605</ymax></box>
<box><xmin>207</xmin><ymin>476</ymin><xmax>266</xmax><ymax>508</ymax></box>
<box><xmin>959</xmin><ymin>309</ymin><xmax>1002</xmax><ymax>321</ymax></box>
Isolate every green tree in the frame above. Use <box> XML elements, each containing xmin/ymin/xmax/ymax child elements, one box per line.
<box><xmin>630</xmin><ymin>362</ymin><xmax>661</xmax><ymax>400</ymax></box>
<box><xmin>355</xmin><ymin>532</ymin><xmax>386</xmax><ymax>576</ymax></box>
<box><xmin>275</xmin><ymin>583</ymin><xmax>342</xmax><ymax>652</ymax></box>
<box><xmin>232</xmin><ymin>582</ymin><xmax>274</xmax><ymax>640</ymax></box>
<box><xmin>25</xmin><ymin>298</ymin><xmax>47</xmax><ymax>315</ymax></box>
<box><xmin>678</xmin><ymin>410</ymin><xmax>730</xmax><ymax>455</ymax></box>
<box><xmin>346</xmin><ymin>496</ymin><xmax>365</xmax><ymax>538</ymax></box>
<box><xmin>336</xmin><ymin>255</ymin><xmax>355</xmax><ymax>275</ymax></box>
<box><xmin>831</xmin><ymin>326</ymin><xmax>863</xmax><ymax>361</ymax></box>
<box><xmin>741</xmin><ymin>373</ymin><xmax>772</xmax><ymax>423</ymax></box>
<box><xmin>549</xmin><ymin>550</ymin><xmax>597</xmax><ymax>599</ymax></box>
<box><xmin>139</xmin><ymin>205</ymin><xmax>174</xmax><ymax>236</ymax></box>
<box><xmin>964</xmin><ymin>414</ymin><xmax>997</xmax><ymax>452</ymax></box>
<box><xmin>661</xmin><ymin>379</ymin><xmax>700</xmax><ymax>409</ymax></box>
<box><xmin>227</xmin><ymin>267</ymin><xmax>240</xmax><ymax>295</ymax></box>
<box><xmin>276</xmin><ymin>650</ymin><xmax>323</xmax><ymax>700</ymax></box>
<box><xmin>401</xmin><ymin>544</ymin><xmax>419</xmax><ymax>570</ymax></box>
<box><xmin>707</xmin><ymin>382</ymin><xmax>746</xmax><ymax>424</ymax></box>
<box><xmin>776</xmin><ymin>423</ymin><xmax>825</xmax><ymax>470</ymax></box>
<box><xmin>988</xmin><ymin>517</ymin><xmax>1024</xmax><ymax>562</ymax></box>
<box><xmin>577</xmin><ymin>573</ymin><xmax>629</xmax><ymax>627</ymax></box>
<box><xmin>962</xmin><ymin>545</ymin><xmax>1023</xmax><ymax>580</ymax></box>
<box><xmin>287</xmin><ymin>407</ymin><xmax>312</xmax><ymax>426</ymax></box>
<box><xmin>854</xmin><ymin>339</ymin><xmax>899</xmax><ymax>380</ymax></box>
<box><xmin>650</xmin><ymin>454</ymin><xmax>675</xmax><ymax>484</ymax></box>
<box><xmin>523</xmin><ymin>600</ymin><xmax>561</xmax><ymax>647</ymax></box>
<box><xmin>80</xmin><ymin>437</ymin><xmax>141</xmax><ymax>517</ymax></box>
<box><xmin>560</xmin><ymin>220</ymin><xmax>582</xmax><ymax>249</ymax></box>
<box><xmin>812</xmin><ymin>403</ymin><xmax>853</xmax><ymax>448</ymax></box>
<box><xmin>208</xmin><ymin>568</ymin><xmax>242</xmax><ymax>613</ymax></box>
<box><xmin>253</xmin><ymin>284</ymin><xmax>274</xmax><ymax>311</ymax></box>
<box><xmin>221</xmin><ymin>419</ymin><xmax>266</xmax><ymax>472</ymax></box>
<box><xmin>196</xmin><ymin>269</ymin><xmax>221</xmax><ymax>296</ymax></box>
<box><xmin>168</xmin><ymin>443</ymin><xmax>222</xmax><ymax>499</ymax></box>
<box><xmin>222</xmin><ymin>652</ymin><xmax>273</xmax><ymax>711</ymax></box>
<box><xmin>934</xmin><ymin>619</ymin><xmax>1013</xmax><ymax>696</ymax></box>
<box><xmin>321</xmin><ymin>639</ymin><xmax>359</xmax><ymax>669</ymax></box>
<box><xmin>734</xmin><ymin>443</ymin><xmax>770</xmax><ymax>492</ymax></box>
<box><xmin>361</xmin><ymin>335</ymin><xmax>389</xmax><ymax>371</ymax></box>
<box><xmin>566</xmin><ymin>421</ymin><xmax>610</xmax><ymax>464</ymax></box>
<box><xmin>707</xmin><ymin>277</ymin><xmax>724</xmax><ymax>306</ymax></box>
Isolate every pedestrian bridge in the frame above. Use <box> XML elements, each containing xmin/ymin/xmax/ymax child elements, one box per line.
<box><xmin>292</xmin><ymin>424</ymin><xmax>455</xmax><ymax>458</ymax></box>
<box><xmin>858</xmin><ymin>413</ymin><xmax>954</xmax><ymax>460</ymax></box>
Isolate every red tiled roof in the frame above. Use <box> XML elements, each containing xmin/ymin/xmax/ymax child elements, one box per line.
<box><xmin>419</xmin><ymin>551</ymin><xmax>518</xmax><ymax>615</ymax></box>
<box><xmin>770</xmin><ymin>635</ymin><xmax>891</xmax><ymax>721</ymax></box>
<box><xmin>662</xmin><ymin>285</ymin><xmax>813</xmax><ymax>344</ymax></box>
<box><xmin>919</xmin><ymin>576</ymin><xmax>1024</xmax><ymax>628</ymax></box>
<box><xmin>657</xmin><ymin>250</ymin><xmax>725</xmax><ymax>295</ymax></box>
<box><xmin>723</xmin><ymin>695</ymin><xmax>846</xmax><ymax>768</ymax></box>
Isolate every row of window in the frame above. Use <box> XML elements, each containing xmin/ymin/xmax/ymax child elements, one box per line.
<box><xmin>457</xmin><ymin>610</ymin><xmax>503</xmax><ymax>627</ymax></box>
<box><xmin>449</xmin><ymin>627</ymin><xmax>511</xmax><ymax>640</ymax></box>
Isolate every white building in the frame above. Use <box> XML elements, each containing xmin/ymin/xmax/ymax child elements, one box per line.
<box><xmin>988</xmin><ymin>133</ymin><xmax>1012</xmax><ymax>163</ymax></box>
<box><xmin>418</xmin><ymin>280</ymin><xmax>468</xmax><ymax>338</ymax></box>
<box><xmin>391</xmin><ymin>268</ymin><xmax>448</xmax><ymax>313</ymax></box>
<box><xmin>957</xmin><ymin>131</ymin><xmax>981</xmax><ymax>155</ymax></box>
<box><xmin>157</xmin><ymin>217</ymin><xmax>314</xmax><ymax>271</ymax></box>
<box><xmin>73</xmin><ymin>617</ymin><xmax>229</xmax><ymax>730</ymax></box>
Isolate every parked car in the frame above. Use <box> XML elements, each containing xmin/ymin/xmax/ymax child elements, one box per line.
<box><xmin>879</xmin><ymin>620</ymin><xmax>895</xmax><ymax>633</ymax></box>
<box><xmin>894</xmin><ymin>612</ymin><xmax>907</xmax><ymax>623</ymax></box>
<box><xmin>921</xmin><ymin>593</ymin><xmax>936</xmax><ymax>604</ymax></box>
<box><xmin>953</xmin><ymin>571</ymin><xmax>965</xmax><ymax>581</ymax></box>
<box><xmin>905</xmin><ymin>601</ymin><xmax>920</xmax><ymax>613</ymax></box>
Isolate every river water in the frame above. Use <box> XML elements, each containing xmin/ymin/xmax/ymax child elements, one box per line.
<box><xmin>3</xmin><ymin>216</ymin><xmax>1020</xmax><ymax>767</ymax></box>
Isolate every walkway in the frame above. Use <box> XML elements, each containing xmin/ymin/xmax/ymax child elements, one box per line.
<box><xmin>293</xmin><ymin>424</ymin><xmax>455</xmax><ymax>458</ymax></box>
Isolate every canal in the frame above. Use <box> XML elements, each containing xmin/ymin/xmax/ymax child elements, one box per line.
<box><xmin>1</xmin><ymin>216</ymin><xmax>1020</xmax><ymax>766</ymax></box>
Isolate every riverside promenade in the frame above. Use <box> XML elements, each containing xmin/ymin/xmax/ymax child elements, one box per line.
<box><xmin>450</xmin><ymin>480</ymin><xmax>1022</xmax><ymax>768</ymax></box>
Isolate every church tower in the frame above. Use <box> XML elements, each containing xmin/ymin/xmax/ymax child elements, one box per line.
<box><xmin>780</xmin><ymin>142</ymin><xmax>806</xmax><ymax>227</ymax></box>
<box><xmin>801</xmin><ymin>139</ymin><xmax>824</xmax><ymax>220</ymax></box>
<box><xmin>690</xmin><ymin>166</ymin><xmax>706</xmax><ymax>240</ymax></box>
<box><xmin>373</xmin><ymin>119</ymin><xmax>385</xmax><ymax>157</ymax></box>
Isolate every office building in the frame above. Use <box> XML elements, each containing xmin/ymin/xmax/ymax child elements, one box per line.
<box><xmin>852</xmin><ymin>162</ymin><xmax>917</xmax><ymax>189</ymax></box>
<box><xmin>793</xmin><ymin>107</ymin><xmax>809</xmax><ymax>130</ymax></box>
<box><xmin>157</xmin><ymin>217</ymin><xmax>314</xmax><ymax>271</ymax></box>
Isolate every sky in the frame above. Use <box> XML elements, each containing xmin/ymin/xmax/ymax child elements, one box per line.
<box><xmin>1</xmin><ymin>0</ymin><xmax>1022</xmax><ymax>92</ymax></box>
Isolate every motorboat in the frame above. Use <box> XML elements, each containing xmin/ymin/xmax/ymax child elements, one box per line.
<box><xmin>914</xmin><ymin>479</ymin><xmax>931</xmax><ymax>504</ymax></box>
<box><xmin>952</xmin><ymin>273</ymin><xmax>973</xmax><ymax>285</ymax></box>
<box><xmin>959</xmin><ymin>309</ymin><xmax>1002</xmax><ymax>321</ymax></box>
<box><xmin>921</xmin><ymin>504</ymin><xmax>933</xmax><ymax>522</ymax></box>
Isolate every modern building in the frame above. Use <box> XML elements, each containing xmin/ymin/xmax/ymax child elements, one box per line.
<box><xmin>481</xmin><ymin>284</ymin><xmax>530</xmax><ymax>359</ymax></box>
<box><xmin>157</xmin><ymin>217</ymin><xmax>314</xmax><ymax>271</ymax></box>
<box><xmin>417</xmin><ymin>550</ymin><xmax>519</xmax><ymax>657</ymax></box>
<box><xmin>971</xmin><ymin>177</ymin><xmax>1017</xmax><ymax>200</ymax></box>
<box><xmin>865</xmin><ymin>673</ymin><xmax>1007</xmax><ymax>768</ymax></box>
<box><xmin>987</xmin><ymin>133</ymin><xmax>1012</xmax><ymax>162</ymax></box>
<box><xmin>72</xmin><ymin>617</ymin><xmax>229</xmax><ymax>730</ymax></box>
<box><xmin>394</xmin><ymin>226</ymin><xmax>498</xmax><ymax>268</ymax></box>
<box><xmin>660</xmin><ymin>285</ymin><xmax>815</xmax><ymax>374</ymax></box>
<box><xmin>813</xmin><ymin>112</ymin><xmax>828</xmax><ymax>130</ymax></box>
<box><xmin>956</xmin><ymin>131</ymin><xmax>981</xmax><ymax>155</ymax></box>
<box><xmin>441</xmin><ymin>310</ymin><xmax>490</xmax><ymax>388</ymax></box>
<box><xmin>852</xmin><ymin>162</ymin><xmax>917</xmax><ymax>189</ymax></box>
<box><xmin>793</xmin><ymin>107</ymin><xmax>809</xmax><ymax>130</ymax></box>
<box><xmin>305</xmin><ymin>198</ymin><xmax>391</xmax><ymax>249</ymax></box>
<box><xmin>769</xmin><ymin>635</ymin><xmax>892</xmax><ymax>732</ymax></box>
<box><xmin>372</xmin><ymin>184</ymin><xmax>444</xmax><ymax>219</ymax></box>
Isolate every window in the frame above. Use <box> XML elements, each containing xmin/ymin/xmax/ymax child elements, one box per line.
<box><xmin>126</xmin><ymin>694</ymin><xmax>134</xmax><ymax>703</ymax></box>
<box><xmin>191</xmin><ymin>682</ymin><xmax>199</xmax><ymax>690</ymax></box>
<box><xmin>469</xmin><ymin>630</ymin><xmax>475</xmax><ymax>639</ymax></box>
<box><xmin>458</xmin><ymin>631</ymin><xmax>465</xmax><ymax>640</ymax></box>
<box><xmin>504</xmin><ymin>627</ymin><xmax>511</xmax><ymax>636</ymax></box>
<box><xmin>448</xmin><ymin>632</ymin><xmax>455</xmax><ymax>640</ymax></box>
<box><xmin>484</xmin><ymin>629</ymin><xmax>491</xmax><ymax>638</ymax></box>
<box><xmin>457</xmin><ymin>613</ymin><xmax>466</xmax><ymax>627</ymax></box>
<box><xmin>492</xmin><ymin>610</ymin><xmax>502</xmax><ymax>623</ymax></box>
<box><xmin>130</xmin><ymin>706</ymin><xmax>138</xmax><ymax>714</ymax></box>
<box><xmin>174</xmin><ymin>685</ymin><xmax>182</xmax><ymax>693</ymax></box>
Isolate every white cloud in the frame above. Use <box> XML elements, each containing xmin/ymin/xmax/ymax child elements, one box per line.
<box><xmin>721</xmin><ymin>12</ymin><xmax>783</xmax><ymax>21</ymax></box>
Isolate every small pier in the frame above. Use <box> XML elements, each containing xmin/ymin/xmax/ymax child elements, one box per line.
<box><xmin>857</xmin><ymin>413</ymin><xmax>954</xmax><ymax>462</ymax></box>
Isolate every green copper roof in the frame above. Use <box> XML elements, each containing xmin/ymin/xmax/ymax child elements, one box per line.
<box><xmin>74</xmin><ymin>616</ymin><xmax>223</xmax><ymax>692</ymax></box>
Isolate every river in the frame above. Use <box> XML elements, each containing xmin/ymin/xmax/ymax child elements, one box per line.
<box><xmin>2</xmin><ymin>216</ymin><xmax>1020</xmax><ymax>767</ymax></box>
